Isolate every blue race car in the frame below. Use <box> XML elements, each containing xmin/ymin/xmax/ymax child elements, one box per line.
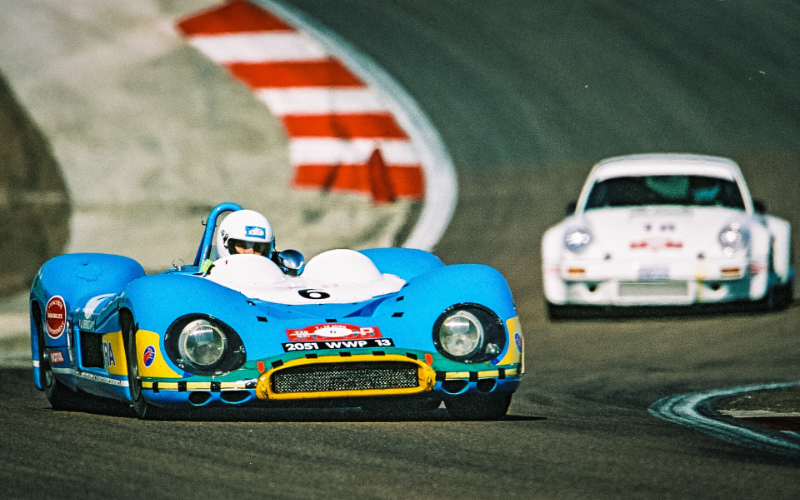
<box><xmin>29</xmin><ymin>203</ymin><xmax>524</xmax><ymax>419</ymax></box>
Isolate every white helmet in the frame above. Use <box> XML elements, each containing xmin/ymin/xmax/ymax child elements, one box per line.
<box><xmin>216</xmin><ymin>209</ymin><xmax>275</xmax><ymax>259</ymax></box>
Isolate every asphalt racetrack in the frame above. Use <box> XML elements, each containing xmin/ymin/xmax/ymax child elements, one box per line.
<box><xmin>2</xmin><ymin>1</ymin><xmax>800</xmax><ymax>498</ymax></box>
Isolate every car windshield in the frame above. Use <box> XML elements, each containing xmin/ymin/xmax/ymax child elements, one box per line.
<box><xmin>584</xmin><ymin>175</ymin><xmax>745</xmax><ymax>211</ymax></box>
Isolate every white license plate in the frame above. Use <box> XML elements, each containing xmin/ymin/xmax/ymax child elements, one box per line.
<box><xmin>639</xmin><ymin>266</ymin><xmax>669</xmax><ymax>280</ymax></box>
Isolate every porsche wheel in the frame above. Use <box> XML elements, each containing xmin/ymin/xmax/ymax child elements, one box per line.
<box><xmin>765</xmin><ymin>278</ymin><xmax>794</xmax><ymax>311</ymax></box>
<box><xmin>122</xmin><ymin>312</ymin><xmax>155</xmax><ymax>419</ymax></box>
<box><xmin>546</xmin><ymin>301</ymin><xmax>580</xmax><ymax>320</ymax></box>
<box><xmin>445</xmin><ymin>393</ymin><xmax>512</xmax><ymax>420</ymax></box>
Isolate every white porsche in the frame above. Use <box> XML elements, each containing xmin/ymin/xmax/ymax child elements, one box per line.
<box><xmin>541</xmin><ymin>154</ymin><xmax>794</xmax><ymax>318</ymax></box>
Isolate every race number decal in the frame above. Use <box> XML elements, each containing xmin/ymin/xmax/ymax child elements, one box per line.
<box><xmin>298</xmin><ymin>289</ymin><xmax>330</xmax><ymax>300</ymax></box>
<box><xmin>45</xmin><ymin>296</ymin><xmax>67</xmax><ymax>339</ymax></box>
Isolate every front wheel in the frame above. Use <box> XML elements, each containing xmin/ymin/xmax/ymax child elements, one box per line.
<box><xmin>122</xmin><ymin>312</ymin><xmax>157</xmax><ymax>419</ymax></box>
<box><xmin>445</xmin><ymin>393</ymin><xmax>512</xmax><ymax>420</ymax></box>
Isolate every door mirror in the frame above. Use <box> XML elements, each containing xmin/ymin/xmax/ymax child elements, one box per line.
<box><xmin>278</xmin><ymin>249</ymin><xmax>305</xmax><ymax>276</ymax></box>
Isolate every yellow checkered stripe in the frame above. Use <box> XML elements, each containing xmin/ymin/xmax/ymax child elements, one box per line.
<box><xmin>442</xmin><ymin>367</ymin><xmax>519</xmax><ymax>380</ymax></box>
<box><xmin>141</xmin><ymin>380</ymin><xmax>254</xmax><ymax>392</ymax></box>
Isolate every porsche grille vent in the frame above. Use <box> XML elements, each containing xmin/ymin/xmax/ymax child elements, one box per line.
<box><xmin>271</xmin><ymin>362</ymin><xmax>419</xmax><ymax>394</ymax></box>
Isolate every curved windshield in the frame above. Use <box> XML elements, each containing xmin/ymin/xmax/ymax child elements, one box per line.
<box><xmin>584</xmin><ymin>175</ymin><xmax>745</xmax><ymax>211</ymax></box>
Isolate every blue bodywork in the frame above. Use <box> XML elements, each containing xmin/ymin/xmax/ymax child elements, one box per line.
<box><xmin>30</xmin><ymin>204</ymin><xmax>524</xmax><ymax>416</ymax></box>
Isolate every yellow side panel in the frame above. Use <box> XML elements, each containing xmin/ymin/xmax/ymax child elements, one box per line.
<box><xmin>102</xmin><ymin>331</ymin><xmax>128</xmax><ymax>376</ymax></box>
<box><xmin>136</xmin><ymin>330</ymin><xmax>182</xmax><ymax>379</ymax></box>
<box><xmin>496</xmin><ymin>316</ymin><xmax>524</xmax><ymax>372</ymax></box>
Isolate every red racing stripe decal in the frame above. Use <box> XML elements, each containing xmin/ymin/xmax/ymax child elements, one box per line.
<box><xmin>228</xmin><ymin>60</ymin><xmax>364</xmax><ymax>88</ymax></box>
<box><xmin>282</xmin><ymin>114</ymin><xmax>408</xmax><ymax>139</ymax></box>
<box><xmin>176</xmin><ymin>0</ymin><xmax>292</xmax><ymax>35</ymax></box>
<box><xmin>177</xmin><ymin>1</ymin><xmax>424</xmax><ymax>201</ymax></box>
<box><xmin>292</xmin><ymin>165</ymin><xmax>424</xmax><ymax>197</ymax></box>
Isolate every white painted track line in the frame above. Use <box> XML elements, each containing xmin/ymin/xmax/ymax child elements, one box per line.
<box><xmin>649</xmin><ymin>382</ymin><xmax>800</xmax><ymax>457</ymax></box>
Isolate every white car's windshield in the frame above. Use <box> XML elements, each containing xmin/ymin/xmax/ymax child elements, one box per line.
<box><xmin>585</xmin><ymin>175</ymin><xmax>745</xmax><ymax>211</ymax></box>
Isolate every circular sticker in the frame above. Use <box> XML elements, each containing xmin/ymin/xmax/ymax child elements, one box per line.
<box><xmin>45</xmin><ymin>296</ymin><xmax>67</xmax><ymax>339</ymax></box>
<box><xmin>143</xmin><ymin>346</ymin><xmax>156</xmax><ymax>368</ymax></box>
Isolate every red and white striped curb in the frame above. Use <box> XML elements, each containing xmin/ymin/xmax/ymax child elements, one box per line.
<box><xmin>177</xmin><ymin>0</ymin><xmax>425</xmax><ymax>203</ymax></box>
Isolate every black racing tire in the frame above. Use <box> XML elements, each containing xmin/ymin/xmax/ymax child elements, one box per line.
<box><xmin>445</xmin><ymin>393</ymin><xmax>512</xmax><ymax>421</ymax></box>
<box><xmin>765</xmin><ymin>277</ymin><xmax>794</xmax><ymax>311</ymax></box>
<box><xmin>545</xmin><ymin>301</ymin><xmax>573</xmax><ymax>321</ymax></box>
<box><xmin>122</xmin><ymin>312</ymin><xmax>157</xmax><ymax>419</ymax></box>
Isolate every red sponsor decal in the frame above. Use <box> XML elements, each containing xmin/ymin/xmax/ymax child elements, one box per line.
<box><xmin>49</xmin><ymin>349</ymin><xmax>65</xmax><ymax>365</ymax></box>
<box><xmin>286</xmin><ymin>324</ymin><xmax>382</xmax><ymax>342</ymax></box>
<box><xmin>630</xmin><ymin>238</ymin><xmax>683</xmax><ymax>251</ymax></box>
<box><xmin>45</xmin><ymin>296</ymin><xmax>67</xmax><ymax>339</ymax></box>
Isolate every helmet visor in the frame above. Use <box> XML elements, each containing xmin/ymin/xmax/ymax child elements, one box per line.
<box><xmin>227</xmin><ymin>238</ymin><xmax>272</xmax><ymax>256</ymax></box>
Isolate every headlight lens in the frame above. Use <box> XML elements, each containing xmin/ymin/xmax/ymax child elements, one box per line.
<box><xmin>439</xmin><ymin>310</ymin><xmax>484</xmax><ymax>358</ymax></box>
<box><xmin>178</xmin><ymin>319</ymin><xmax>227</xmax><ymax>368</ymax></box>
<box><xmin>718</xmin><ymin>222</ymin><xmax>749</xmax><ymax>256</ymax></box>
<box><xmin>433</xmin><ymin>304</ymin><xmax>507</xmax><ymax>363</ymax></box>
<box><xmin>564</xmin><ymin>226</ymin><xmax>593</xmax><ymax>253</ymax></box>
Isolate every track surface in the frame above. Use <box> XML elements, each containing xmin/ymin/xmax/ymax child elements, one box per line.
<box><xmin>3</xmin><ymin>1</ymin><xmax>800</xmax><ymax>498</ymax></box>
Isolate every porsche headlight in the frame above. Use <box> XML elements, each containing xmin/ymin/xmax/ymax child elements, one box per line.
<box><xmin>178</xmin><ymin>319</ymin><xmax>227</xmax><ymax>368</ymax></box>
<box><xmin>433</xmin><ymin>304</ymin><xmax>507</xmax><ymax>363</ymax></box>
<box><xmin>564</xmin><ymin>226</ymin><xmax>593</xmax><ymax>253</ymax></box>
<box><xmin>718</xmin><ymin>222</ymin><xmax>749</xmax><ymax>256</ymax></box>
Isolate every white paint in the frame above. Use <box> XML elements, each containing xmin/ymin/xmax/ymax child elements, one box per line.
<box><xmin>718</xmin><ymin>409</ymin><xmax>800</xmax><ymax>418</ymax></box>
<box><xmin>52</xmin><ymin>367</ymin><xmax>129</xmax><ymax>387</ymax></box>
<box><xmin>187</xmin><ymin>32</ymin><xmax>328</xmax><ymax>63</ymax></box>
<box><xmin>206</xmin><ymin>249</ymin><xmax>405</xmax><ymax>304</ymax></box>
<box><xmin>289</xmin><ymin>138</ymin><xmax>418</xmax><ymax>166</ymax></box>
<box><xmin>649</xmin><ymin>381</ymin><xmax>800</xmax><ymax>457</ymax></box>
<box><xmin>83</xmin><ymin>293</ymin><xmax>115</xmax><ymax>319</ymax></box>
<box><xmin>255</xmin><ymin>87</ymin><xmax>387</xmax><ymax>115</ymax></box>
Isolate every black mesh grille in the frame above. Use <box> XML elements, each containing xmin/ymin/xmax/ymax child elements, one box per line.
<box><xmin>272</xmin><ymin>361</ymin><xmax>419</xmax><ymax>394</ymax></box>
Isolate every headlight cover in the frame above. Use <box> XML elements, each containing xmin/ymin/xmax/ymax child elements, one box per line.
<box><xmin>164</xmin><ymin>315</ymin><xmax>245</xmax><ymax>375</ymax></box>
<box><xmin>564</xmin><ymin>226</ymin><xmax>593</xmax><ymax>253</ymax></box>
<box><xmin>439</xmin><ymin>310</ymin><xmax>484</xmax><ymax>358</ymax></box>
<box><xmin>178</xmin><ymin>319</ymin><xmax>226</xmax><ymax>368</ymax></box>
<box><xmin>718</xmin><ymin>222</ymin><xmax>750</xmax><ymax>256</ymax></box>
<box><xmin>433</xmin><ymin>304</ymin><xmax>507</xmax><ymax>363</ymax></box>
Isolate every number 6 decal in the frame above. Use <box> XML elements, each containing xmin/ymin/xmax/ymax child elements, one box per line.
<box><xmin>298</xmin><ymin>289</ymin><xmax>330</xmax><ymax>300</ymax></box>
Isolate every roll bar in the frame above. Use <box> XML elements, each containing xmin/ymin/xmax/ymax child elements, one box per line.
<box><xmin>192</xmin><ymin>202</ymin><xmax>243</xmax><ymax>266</ymax></box>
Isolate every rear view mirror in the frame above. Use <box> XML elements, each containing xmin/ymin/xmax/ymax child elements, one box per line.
<box><xmin>278</xmin><ymin>249</ymin><xmax>305</xmax><ymax>276</ymax></box>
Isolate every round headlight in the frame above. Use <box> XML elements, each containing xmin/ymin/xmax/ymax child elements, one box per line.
<box><xmin>564</xmin><ymin>227</ymin><xmax>593</xmax><ymax>253</ymax></box>
<box><xmin>438</xmin><ymin>310</ymin><xmax>485</xmax><ymax>358</ymax></box>
<box><xmin>718</xmin><ymin>222</ymin><xmax>749</xmax><ymax>256</ymax></box>
<box><xmin>178</xmin><ymin>319</ymin><xmax>227</xmax><ymax>368</ymax></box>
